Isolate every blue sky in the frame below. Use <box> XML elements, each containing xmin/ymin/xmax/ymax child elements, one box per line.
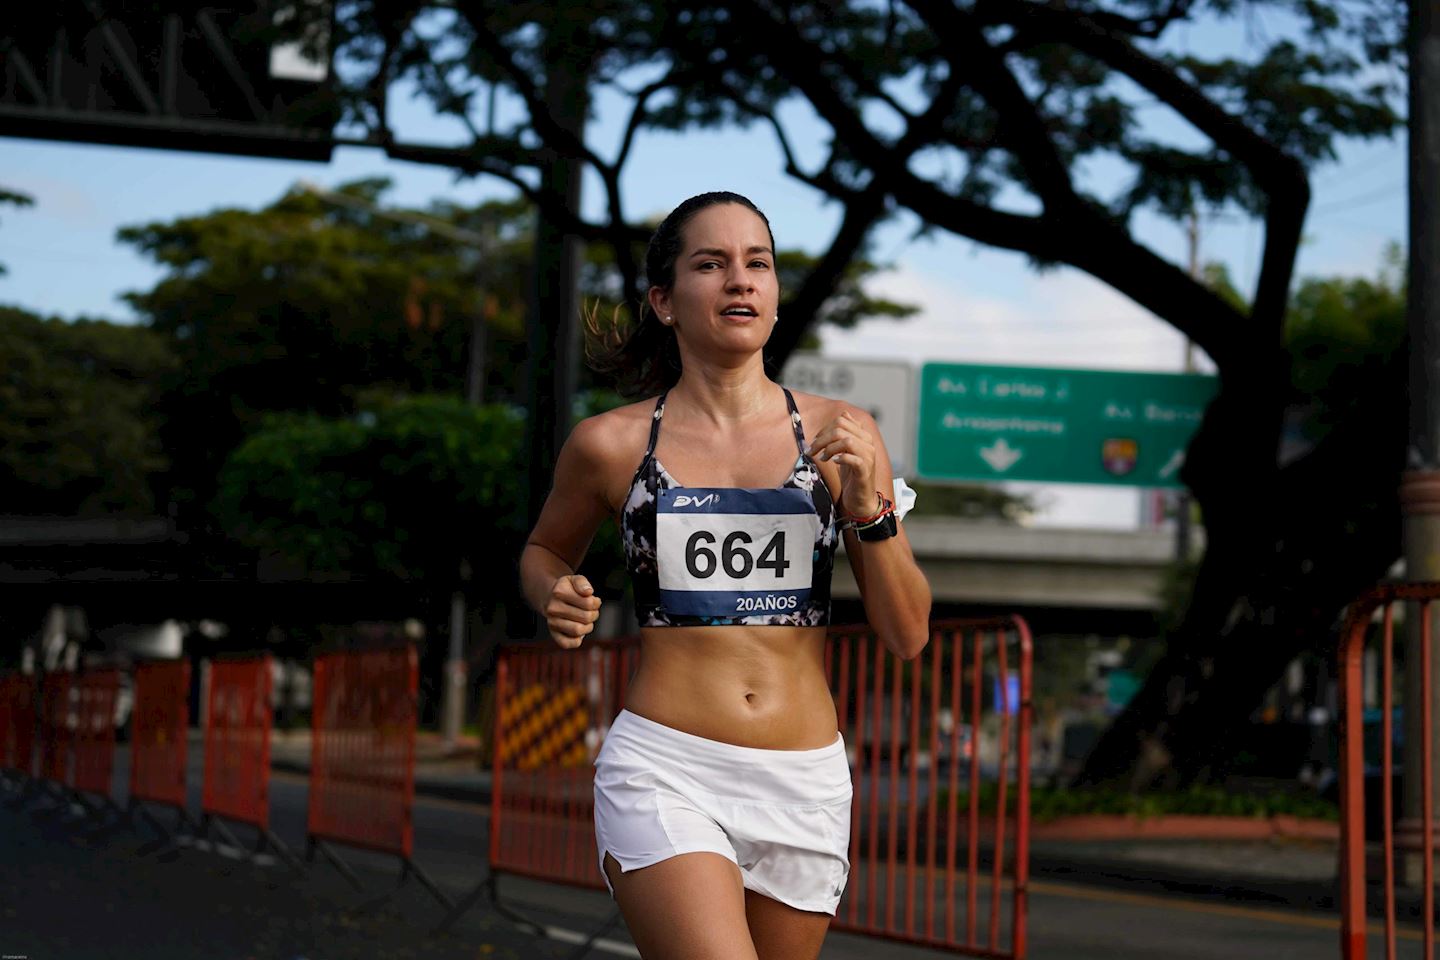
<box><xmin>0</xmin><ymin>17</ymin><xmax>1406</xmax><ymax>528</ymax></box>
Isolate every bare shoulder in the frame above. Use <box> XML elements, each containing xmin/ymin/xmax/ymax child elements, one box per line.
<box><xmin>564</xmin><ymin>396</ymin><xmax>659</xmax><ymax>510</ymax></box>
<box><xmin>573</xmin><ymin>396</ymin><xmax>656</xmax><ymax>452</ymax></box>
<box><xmin>786</xmin><ymin>389</ymin><xmax>875</xmax><ymax>433</ymax></box>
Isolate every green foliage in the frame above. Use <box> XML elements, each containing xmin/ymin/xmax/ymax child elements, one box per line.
<box><xmin>117</xmin><ymin>179</ymin><xmax>536</xmax><ymax>523</ymax></box>
<box><xmin>1200</xmin><ymin>234</ymin><xmax>1406</xmax><ymax>430</ymax></box>
<box><xmin>1285</xmin><ymin>244</ymin><xmax>1406</xmax><ymax>437</ymax></box>
<box><xmin>1199</xmin><ymin>261</ymin><xmax>1249</xmax><ymax>315</ymax></box>
<box><xmin>0</xmin><ymin>305</ymin><xmax>175</xmax><ymax>514</ymax></box>
<box><xmin>213</xmin><ymin>389</ymin><xmax>633</xmax><ymax>597</ymax></box>
<box><xmin>214</xmin><ymin>395</ymin><xmax>526</xmax><ymax>585</ymax></box>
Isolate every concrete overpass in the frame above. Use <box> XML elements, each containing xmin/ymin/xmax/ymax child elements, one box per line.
<box><xmin>835</xmin><ymin>517</ymin><xmax>1191</xmax><ymax>613</ymax></box>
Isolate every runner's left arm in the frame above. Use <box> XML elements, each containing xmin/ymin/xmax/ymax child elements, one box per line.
<box><xmin>809</xmin><ymin>407</ymin><xmax>932</xmax><ymax>659</ymax></box>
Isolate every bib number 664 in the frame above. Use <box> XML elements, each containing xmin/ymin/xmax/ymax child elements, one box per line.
<box><xmin>685</xmin><ymin>531</ymin><xmax>790</xmax><ymax>579</ymax></box>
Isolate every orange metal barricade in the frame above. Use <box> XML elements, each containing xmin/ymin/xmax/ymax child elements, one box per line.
<box><xmin>827</xmin><ymin>618</ymin><xmax>1032</xmax><ymax>958</ymax></box>
<box><xmin>130</xmin><ymin>661</ymin><xmax>191</xmax><ymax>811</ymax></box>
<box><xmin>485</xmin><ymin>618</ymin><xmax>1032</xmax><ymax>958</ymax></box>
<box><xmin>1340</xmin><ymin>582</ymin><xmax>1440</xmax><ymax>960</ymax></box>
<box><xmin>38</xmin><ymin>671</ymin><xmax>73</xmax><ymax>785</ymax></box>
<box><xmin>306</xmin><ymin>644</ymin><xmax>451</xmax><ymax>910</ymax></box>
<box><xmin>307</xmin><ymin>646</ymin><xmax>417</xmax><ymax>858</ymax></box>
<box><xmin>0</xmin><ymin>672</ymin><xmax>36</xmax><ymax>780</ymax></box>
<box><xmin>202</xmin><ymin>656</ymin><xmax>273</xmax><ymax>830</ymax></box>
<box><xmin>71</xmin><ymin>669</ymin><xmax>119</xmax><ymax>798</ymax></box>
<box><xmin>488</xmin><ymin>640</ymin><xmax>638</xmax><ymax>890</ymax></box>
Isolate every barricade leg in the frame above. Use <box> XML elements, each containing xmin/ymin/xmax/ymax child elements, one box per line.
<box><xmin>401</xmin><ymin>857</ymin><xmax>456</xmax><ymax>912</ymax></box>
<box><xmin>308</xmin><ymin>832</ymin><xmax>453</xmax><ymax>913</ymax></box>
<box><xmin>435</xmin><ymin>870</ymin><xmax>502</xmax><ymax>935</ymax></box>
<box><xmin>4</xmin><ymin>775</ymin><xmax>42</xmax><ymax>811</ymax></box>
<box><xmin>71</xmin><ymin>789</ymin><xmax>128</xmax><ymax>838</ymax></box>
<box><xmin>306</xmin><ymin>835</ymin><xmax>366</xmax><ymax>892</ymax></box>
<box><xmin>201</xmin><ymin>818</ymin><xmax>305</xmax><ymax>877</ymax></box>
<box><xmin>346</xmin><ymin>855</ymin><xmax>457</xmax><ymax>916</ymax></box>
<box><xmin>198</xmin><ymin>813</ymin><xmax>267</xmax><ymax>875</ymax></box>
<box><xmin>255</xmin><ymin>826</ymin><xmax>306</xmax><ymax>876</ymax></box>
<box><xmin>27</xmin><ymin>780</ymin><xmax>74</xmax><ymax>820</ymax></box>
<box><xmin>130</xmin><ymin>799</ymin><xmax>202</xmax><ymax>858</ymax></box>
<box><xmin>437</xmin><ymin>871</ymin><xmax>544</xmax><ymax>937</ymax></box>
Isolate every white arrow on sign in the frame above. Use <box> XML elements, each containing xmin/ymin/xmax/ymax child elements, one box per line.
<box><xmin>979</xmin><ymin>438</ymin><xmax>1023</xmax><ymax>473</ymax></box>
<box><xmin>1158</xmin><ymin>449</ymin><xmax>1185</xmax><ymax>480</ymax></box>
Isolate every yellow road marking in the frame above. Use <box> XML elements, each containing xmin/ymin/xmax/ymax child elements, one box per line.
<box><xmin>1031</xmin><ymin>878</ymin><xmax>1423</xmax><ymax>941</ymax></box>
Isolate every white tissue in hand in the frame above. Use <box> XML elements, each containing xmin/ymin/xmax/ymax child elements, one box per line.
<box><xmin>892</xmin><ymin>478</ymin><xmax>916</xmax><ymax>521</ymax></box>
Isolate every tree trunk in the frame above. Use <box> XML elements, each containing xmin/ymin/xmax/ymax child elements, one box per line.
<box><xmin>521</xmin><ymin>11</ymin><xmax>588</xmax><ymax>537</ymax></box>
<box><xmin>1076</xmin><ymin>354</ymin><xmax>1408</xmax><ymax>787</ymax></box>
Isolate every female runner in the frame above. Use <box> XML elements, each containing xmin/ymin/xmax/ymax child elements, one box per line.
<box><xmin>520</xmin><ymin>191</ymin><xmax>931</xmax><ymax>960</ymax></box>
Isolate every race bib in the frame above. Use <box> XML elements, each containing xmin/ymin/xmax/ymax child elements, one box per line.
<box><xmin>656</xmin><ymin>487</ymin><xmax>820</xmax><ymax>618</ymax></box>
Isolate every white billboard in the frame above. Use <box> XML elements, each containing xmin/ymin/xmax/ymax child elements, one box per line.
<box><xmin>780</xmin><ymin>354</ymin><xmax>917</xmax><ymax>478</ymax></box>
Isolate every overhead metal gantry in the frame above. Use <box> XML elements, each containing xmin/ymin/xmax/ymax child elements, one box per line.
<box><xmin>1</xmin><ymin>3</ymin><xmax>339</xmax><ymax>160</ymax></box>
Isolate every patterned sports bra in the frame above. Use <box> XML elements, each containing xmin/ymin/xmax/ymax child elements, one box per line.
<box><xmin>620</xmin><ymin>387</ymin><xmax>838</xmax><ymax>627</ymax></box>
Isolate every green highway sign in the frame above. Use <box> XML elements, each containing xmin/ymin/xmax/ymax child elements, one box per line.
<box><xmin>917</xmin><ymin>363</ymin><xmax>1219</xmax><ymax>488</ymax></box>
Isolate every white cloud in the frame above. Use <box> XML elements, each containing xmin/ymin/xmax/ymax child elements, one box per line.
<box><xmin>821</xmin><ymin>260</ymin><xmax>1209</xmax><ymax>373</ymax></box>
<box><xmin>7</xmin><ymin>173</ymin><xmax>98</xmax><ymax>224</ymax></box>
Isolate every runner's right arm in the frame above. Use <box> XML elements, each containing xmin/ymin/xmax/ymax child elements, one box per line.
<box><xmin>521</xmin><ymin>416</ymin><xmax>616</xmax><ymax>648</ymax></box>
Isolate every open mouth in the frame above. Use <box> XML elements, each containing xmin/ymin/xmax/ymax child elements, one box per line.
<box><xmin>720</xmin><ymin>306</ymin><xmax>758</xmax><ymax>318</ymax></box>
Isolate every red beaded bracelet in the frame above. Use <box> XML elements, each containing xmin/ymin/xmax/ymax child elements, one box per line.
<box><xmin>841</xmin><ymin>492</ymin><xmax>894</xmax><ymax>528</ymax></box>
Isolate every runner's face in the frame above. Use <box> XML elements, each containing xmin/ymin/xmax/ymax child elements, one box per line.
<box><xmin>654</xmin><ymin>204</ymin><xmax>778</xmax><ymax>358</ymax></box>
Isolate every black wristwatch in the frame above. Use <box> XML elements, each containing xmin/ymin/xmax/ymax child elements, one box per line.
<box><xmin>855</xmin><ymin>510</ymin><xmax>899</xmax><ymax>541</ymax></box>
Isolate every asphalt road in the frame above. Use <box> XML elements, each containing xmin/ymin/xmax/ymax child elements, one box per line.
<box><xmin>0</xmin><ymin>749</ymin><xmax>1421</xmax><ymax>960</ymax></box>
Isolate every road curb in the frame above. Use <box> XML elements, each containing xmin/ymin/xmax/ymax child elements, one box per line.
<box><xmin>270</xmin><ymin>758</ymin><xmax>493</xmax><ymax>807</ymax></box>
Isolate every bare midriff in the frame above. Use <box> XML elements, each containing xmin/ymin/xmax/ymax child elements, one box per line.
<box><xmin>622</xmin><ymin>625</ymin><xmax>839</xmax><ymax>750</ymax></box>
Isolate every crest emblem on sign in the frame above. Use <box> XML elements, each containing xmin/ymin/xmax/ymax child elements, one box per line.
<box><xmin>1102</xmin><ymin>438</ymin><xmax>1138</xmax><ymax>476</ymax></box>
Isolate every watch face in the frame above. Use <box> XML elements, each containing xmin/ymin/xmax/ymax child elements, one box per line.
<box><xmin>857</xmin><ymin>513</ymin><xmax>898</xmax><ymax>541</ymax></box>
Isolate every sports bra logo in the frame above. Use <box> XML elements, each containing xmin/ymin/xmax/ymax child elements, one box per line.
<box><xmin>672</xmin><ymin>493</ymin><xmax>720</xmax><ymax>508</ymax></box>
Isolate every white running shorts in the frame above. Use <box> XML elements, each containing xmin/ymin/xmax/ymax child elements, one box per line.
<box><xmin>592</xmin><ymin>708</ymin><xmax>853</xmax><ymax>915</ymax></box>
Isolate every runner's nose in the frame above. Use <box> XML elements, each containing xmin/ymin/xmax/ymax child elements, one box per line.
<box><xmin>725</xmin><ymin>262</ymin><xmax>754</xmax><ymax>293</ymax></box>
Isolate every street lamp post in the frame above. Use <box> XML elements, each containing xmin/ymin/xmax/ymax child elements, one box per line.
<box><xmin>1400</xmin><ymin>0</ymin><xmax>1440</xmax><ymax>886</ymax></box>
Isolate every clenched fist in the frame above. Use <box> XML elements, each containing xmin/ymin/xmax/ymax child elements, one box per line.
<box><xmin>545</xmin><ymin>574</ymin><xmax>602</xmax><ymax>648</ymax></box>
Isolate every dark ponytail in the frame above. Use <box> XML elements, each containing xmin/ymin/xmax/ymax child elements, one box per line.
<box><xmin>586</xmin><ymin>191</ymin><xmax>776</xmax><ymax>398</ymax></box>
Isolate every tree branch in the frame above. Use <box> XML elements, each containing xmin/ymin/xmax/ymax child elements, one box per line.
<box><xmin>1065</xmin><ymin>216</ymin><xmax>1245</xmax><ymax>369</ymax></box>
<box><xmin>713</xmin><ymin>78</ymin><xmax>835</xmax><ymax>192</ymax></box>
<box><xmin>614</xmin><ymin>71</ymin><xmax>681</xmax><ymax>170</ymax></box>
<box><xmin>721</xmin><ymin>0</ymin><xmax>1054</xmax><ymax>257</ymax></box>
<box><xmin>383</xmin><ymin>139</ymin><xmax>649</xmax><ymax>248</ymax></box>
<box><xmin>989</xmin><ymin>0</ymin><xmax>1309</xmax><ymax>332</ymax></box>
<box><xmin>450</xmin><ymin>2</ymin><xmax>615</xmax><ymax>180</ymax></box>
<box><xmin>904</xmin><ymin>0</ymin><xmax>1079</xmax><ymax>210</ymax></box>
<box><xmin>768</xmin><ymin>184</ymin><xmax>892</xmax><ymax>368</ymax></box>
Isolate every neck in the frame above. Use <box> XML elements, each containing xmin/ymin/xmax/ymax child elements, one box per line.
<box><xmin>668</xmin><ymin>355</ymin><xmax>778</xmax><ymax>424</ymax></box>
